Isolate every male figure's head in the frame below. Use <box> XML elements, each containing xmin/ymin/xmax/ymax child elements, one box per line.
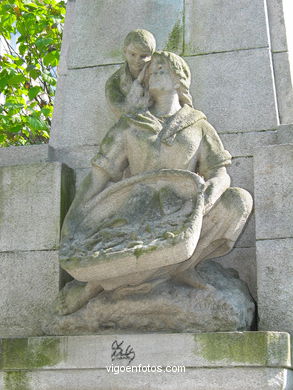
<box><xmin>123</xmin><ymin>29</ymin><xmax>156</xmax><ymax>78</ymax></box>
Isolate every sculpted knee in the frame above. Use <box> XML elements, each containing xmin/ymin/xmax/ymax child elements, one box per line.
<box><xmin>222</xmin><ymin>187</ymin><xmax>253</xmax><ymax>218</ymax></box>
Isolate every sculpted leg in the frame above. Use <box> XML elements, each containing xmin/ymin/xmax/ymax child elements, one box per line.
<box><xmin>175</xmin><ymin>187</ymin><xmax>253</xmax><ymax>276</ymax></box>
<box><xmin>53</xmin><ymin>280</ymin><xmax>103</xmax><ymax>315</ymax></box>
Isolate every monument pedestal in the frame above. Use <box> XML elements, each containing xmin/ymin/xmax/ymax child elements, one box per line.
<box><xmin>0</xmin><ymin>332</ymin><xmax>292</xmax><ymax>390</ymax></box>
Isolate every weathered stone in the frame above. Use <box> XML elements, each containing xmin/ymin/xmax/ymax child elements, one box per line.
<box><xmin>277</xmin><ymin>124</ymin><xmax>293</xmax><ymax>144</ymax></box>
<box><xmin>0</xmin><ymin>332</ymin><xmax>291</xmax><ymax>389</ymax></box>
<box><xmin>0</xmin><ymin>162</ymin><xmax>74</xmax><ymax>251</ymax></box>
<box><xmin>236</xmin><ymin>213</ymin><xmax>255</xmax><ymax>248</ymax></box>
<box><xmin>273</xmin><ymin>52</ymin><xmax>293</xmax><ymax>124</ymax></box>
<box><xmin>0</xmin><ymin>332</ymin><xmax>290</xmax><ymax>369</ymax></box>
<box><xmin>254</xmin><ymin>144</ymin><xmax>293</xmax><ymax>239</ymax></box>
<box><xmin>0</xmin><ymin>144</ymin><xmax>49</xmax><ymax>167</ymax></box>
<box><xmin>184</xmin><ymin>0</ymin><xmax>269</xmax><ymax>55</ymax></box>
<box><xmin>228</xmin><ymin>157</ymin><xmax>254</xmax><ymax>194</ymax></box>
<box><xmin>186</xmin><ymin>49</ymin><xmax>278</xmax><ymax>132</ymax></box>
<box><xmin>257</xmin><ymin>238</ymin><xmax>293</xmax><ymax>334</ymax></box>
<box><xmin>43</xmin><ymin>261</ymin><xmax>255</xmax><ymax>335</ymax></box>
<box><xmin>214</xmin><ymin>247</ymin><xmax>256</xmax><ymax>300</ymax></box>
<box><xmin>74</xmin><ymin>167</ymin><xmax>90</xmax><ymax>190</ymax></box>
<box><xmin>220</xmin><ymin>131</ymin><xmax>277</xmax><ymax>157</ymax></box>
<box><xmin>0</xmin><ymin>251</ymin><xmax>60</xmax><ymax>337</ymax></box>
<box><xmin>48</xmin><ymin>146</ymin><xmax>97</xmax><ymax>169</ymax></box>
<box><xmin>67</xmin><ymin>0</ymin><xmax>184</xmax><ymax>68</ymax></box>
<box><xmin>50</xmin><ymin>66</ymin><xmax>118</xmax><ymax>148</ymax></box>
<box><xmin>266</xmin><ymin>0</ymin><xmax>288</xmax><ymax>52</ymax></box>
<box><xmin>57</xmin><ymin>0</ymin><xmax>76</xmax><ymax>75</ymax></box>
<box><xmin>54</xmin><ymin>50</ymin><xmax>253</xmax><ymax>319</ymax></box>
<box><xmin>0</xmin><ymin>367</ymin><xmax>292</xmax><ymax>390</ymax></box>
<box><xmin>226</xmin><ymin>157</ymin><xmax>255</xmax><ymax>248</ymax></box>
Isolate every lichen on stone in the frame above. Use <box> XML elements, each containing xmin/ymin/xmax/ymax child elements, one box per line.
<box><xmin>164</xmin><ymin>20</ymin><xmax>183</xmax><ymax>53</ymax></box>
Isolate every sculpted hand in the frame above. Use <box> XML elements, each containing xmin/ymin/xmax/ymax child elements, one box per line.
<box><xmin>126</xmin><ymin>64</ymin><xmax>150</xmax><ymax>111</ymax></box>
<box><xmin>203</xmin><ymin>168</ymin><xmax>231</xmax><ymax>214</ymax></box>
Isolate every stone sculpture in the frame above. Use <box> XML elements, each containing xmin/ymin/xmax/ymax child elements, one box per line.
<box><xmin>45</xmin><ymin>31</ymin><xmax>254</xmax><ymax>334</ymax></box>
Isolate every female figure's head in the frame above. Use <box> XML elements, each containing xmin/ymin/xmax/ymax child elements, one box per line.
<box><xmin>123</xmin><ymin>29</ymin><xmax>156</xmax><ymax>78</ymax></box>
<box><xmin>147</xmin><ymin>51</ymin><xmax>193</xmax><ymax>108</ymax></box>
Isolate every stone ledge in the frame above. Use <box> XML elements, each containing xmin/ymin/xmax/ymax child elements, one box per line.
<box><xmin>0</xmin><ymin>145</ymin><xmax>49</xmax><ymax>167</ymax></box>
<box><xmin>0</xmin><ymin>367</ymin><xmax>292</xmax><ymax>390</ymax></box>
<box><xmin>0</xmin><ymin>332</ymin><xmax>291</xmax><ymax>370</ymax></box>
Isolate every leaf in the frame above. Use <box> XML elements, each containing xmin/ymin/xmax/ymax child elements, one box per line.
<box><xmin>29</xmin><ymin>68</ymin><xmax>41</xmax><ymax>80</ymax></box>
<box><xmin>35</xmin><ymin>37</ymin><xmax>54</xmax><ymax>49</ymax></box>
<box><xmin>19</xmin><ymin>43</ymin><xmax>27</xmax><ymax>55</ymax></box>
<box><xmin>0</xmin><ymin>75</ymin><xmax>11</xmax><ymax>91</ymax></box>
<box><xmin>43</xmin><ymin>51</ymin><xmax>58</xmax><ymax>67</ymax></box>
<box><xmin>0</xmin><ymin>0</ymin><xmax>66</xmax><ymax>146</ymax></box>
<box><xmin>42</xmin><ymin>73</ymin><xmax>56</xmax><ymax>85</ymax></box>
<box><xmin>7</xmin><ymin>73</ymin><xmax>26</xmax><ymax>86</ymax></box>
<box><xmin>27</xmin><ymin>116</ymin><xmax>48</xmax><ymax>131</ymax></box>
<box><xmin>4</xmin><ymin>103</ymin><xmax>24</xmax><ymax>110</ymax></box>
<box><xmin>28</xmin><ymin>86</ymin><xmax>42</xmax><ymax>100</ymax></box>
<box><xmin>41</xmin><ymin>106</ymin><xmax>53</xmax><ymax>117</ymax></box>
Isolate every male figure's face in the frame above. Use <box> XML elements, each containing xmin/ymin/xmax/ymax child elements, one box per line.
<box><xmin>124</xmin><ymin>43</ymin><xmax>152</xmax><ymax>78</ymax></box>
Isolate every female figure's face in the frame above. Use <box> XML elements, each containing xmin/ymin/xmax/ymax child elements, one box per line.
<box><xmin>148</xmin><ymin>57</ymin><xmax>178</xmax><ymax>97</ymax></box>
<box><xmin>124</xmin><ymin>43</ymin><xmax>152</xmax><ymax>77</ymax></box>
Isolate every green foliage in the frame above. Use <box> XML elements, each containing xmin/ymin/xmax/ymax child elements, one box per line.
<box><xmin>0</xmin><ymin>0</ymin><xmax>66</xmax><ymax>146</ymax></box>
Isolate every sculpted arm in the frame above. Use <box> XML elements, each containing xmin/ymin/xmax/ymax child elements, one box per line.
<box><xmin>105</xmin><ymin>71</ymin><xmax>127</xmax><ymax>118</ymax></box>
<box><xmin>197</xmin><ymin>120</ymin><xmax>232</xmax><ymax>214</ymax></box>
<box><xmin>105</xmin><ymin>66</ymin><xmax>150</xmax><ymax>118</ymax></box>
<box><xmin>203</xmin><ymin>166</ymin><xmax>231</xmax><ymax>214</ymax></box>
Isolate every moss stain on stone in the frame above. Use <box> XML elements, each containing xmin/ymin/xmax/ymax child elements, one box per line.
<box><xmin>164</xmin><ymin>20</ymin><xmax>183</xmax><ymax>53</ymax></box>
<box><xmin>134</xmin><ymin>245</ymin><xmax>158</xmax><ymax>258</ymax></box>
<box><xmin>4</xmin><ymin>371</ymin><xmax>30</xmax><ymax>390</ymax></box>
<box><xmin>1</xmin><ymin>337</ymin><xmax>62</xmax><ymax>370</ymax></box>
<box><xmin>195</xmin><ymin>333</ymin><xmax>268</xmax><ymax>365</ymax></box>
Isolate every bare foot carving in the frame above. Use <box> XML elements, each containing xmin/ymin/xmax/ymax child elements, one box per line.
<box><xmin>53</xmin><ymin>280</ymin><xmax>103</xmax><ymax>315</ymax></box>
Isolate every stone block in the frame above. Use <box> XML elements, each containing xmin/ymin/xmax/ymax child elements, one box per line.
<box><xmin>236</xmin><ymin>212</ymin><xmax>255</xmax><ymax>248</ymax></box>
<box><xmin>273</xmin><ymin>52</ymin><xmax>293</xmax><ymax>124</ymax></box>
<box><xmin>277</xmin><ymin>124</ymin><xmax>293</xmax><ymax>144</ymax></box>
<box><xmin>1</xmin><ymin>368</ymin><xmax>292</xmax><ymax>390</ymax></box>
<box><xmin>186</xmin><ymin>49</ymin><xmax>278</xmax><ymax>133</ymax></box>
<box><xmin>214</xmin><ymin>247</ymin><xmax>256</xmax><ymax>300</ymax></box>
<box><xmin>254</xmin><ymin>144</ymin><xmax>293</xmax><ymax>239</ymax></box>
<box><xmin>0</xmin><ymin>332</ymin><xmax>290</xmax><ymax>369</ymax></box>
<box><xmin>0</xmin><ymin>251</ymin><xmax>60</xmax><ymax>337</ymax></box>
<box><xmin>220</xmin><ymin>130</ymin><xmax>277</xmax><ymax>157</ymax></box>
<box><xmin>58</xmin><ymin>0</ymin><xmax>76</xmax><ymax>75</ymax></box>
<box><xmin>0</xmin><ymin>162</ymin><xmax>74</xmax><ymax>251</ymax></box>
<box><xmin>67</xmin><ymin>0</ymin><xmax>184</xmax><ymax>68</ymax></box>
<box><xmin>184</xmin><ymin>0</ymin><xmax>269</xmax><ymax>55</ymax></box>
<box><xmin>257</xmin><ymin>238</ymin><xmax>293</xmax><ymax>333</ymax></box>
<box><xmin>48</xmin><ymin>145</ymin><xmax>97</xmax><ymax>169</ymax></box>
<box><xmin>50</xmin><ymin>66</ymin><xmax>118</xmax><ymax>148</ymax></box>
<box><xmin>266</xmin><ymin>0</ymin><xmax>288</xmax><ymax>52</ymax></box>
<box><xmin>228</xmin><ymin>157</ymin><xmax>254</xmax><ymax>194</ymax></box>
<box><xmin>0</xmin><ymin>145</ymin><xmax>49</xmax><ymax>167</ymax></box>
<box><xmin>0</xmin><ymin>332</ymin><xmax>291</xmax><ymax>389</ymax></box>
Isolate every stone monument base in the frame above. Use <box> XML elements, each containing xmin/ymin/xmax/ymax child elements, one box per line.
<box><xmin>43</xmin><ymin>261</ymin><xmax>255</xmax><ymax>335</ymax></box>
<box><xmin>0</xmin><ymin>332</ymin><xmax>292</xmax><ymax>390</ymax></box>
